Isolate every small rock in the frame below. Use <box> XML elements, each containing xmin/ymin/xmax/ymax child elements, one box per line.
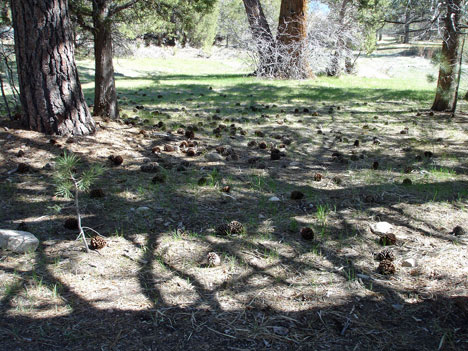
<box><xmin>136</xmin><ymin>206</ymin><xmax>151</xmax><ymax>214</ymax></box>
<box><xmin>140</xmin><ymin>162</ymin><xmax>161</xmax><ymax>173</ymax></box>
<box><xmin>272</xmin><ymin>326</ymin><xmax>289</xmax><ymax>336</ymax></box>
<box><xmin>402</xmin><ymin>258</ymin><xmax>417</xmax><ymax>268</ymax></box>
<box><xmin>269</xmin><ymin>196</ymin><xmax>280</xmax><ymax>202</ymax></box>
<box><xmin>371</xmin><ymin>222</ymin><xmax>393</xmax><ymax>235</ymax></box>
<box><xmin>0</xmin><ymin>229</ymin><xmax>39</xmax><ymax>253</ymax></box>
<box><xmin>392</xmin><ymin>304</ymin><xmax>404</xmax><ymax>311</ymax></box>
<box><xmin>205</xmin><ymin>152</ymin><xmax>224</xmax><ymax>162</ymax></box>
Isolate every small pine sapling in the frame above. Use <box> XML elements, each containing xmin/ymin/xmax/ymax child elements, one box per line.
<box><xmin>54</xmin><ymin>151</ymin><xmax>104</xmax><ymax>252</ymax></box>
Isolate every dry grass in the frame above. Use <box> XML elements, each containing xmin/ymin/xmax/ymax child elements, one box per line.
<box><xmin>1</xmin><ymin>71</ymin><xmax>468</xmax><ymax>350</ymax></box>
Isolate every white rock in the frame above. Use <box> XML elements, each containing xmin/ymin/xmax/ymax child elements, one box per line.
<box><xmin>136</xmin><ymin>206</ymin><xmax>151</xmax><ymax>214</ymax></box>
<box><xmin>269</xmin><ymin>196</ymin><xmax>280</xmax><ymax>202</ymax></box>
<box><xmin>205</xmin><ymin>152</ymin><xmax>224</xmax><ymax>161</ymax></box>
<box><xmin>0</xmin><ymin>229</ymin><xmax>39</xmax><ymax>253</ymax></box>
<box><xmin>370</xmin><ymin>222</ymin><xmax>393</xmax><ymax>235</ymax></box>
<box><xmin>402</xmin><ymin>258</ymin><xmax>417</xmax><ymax>268</ymax></box>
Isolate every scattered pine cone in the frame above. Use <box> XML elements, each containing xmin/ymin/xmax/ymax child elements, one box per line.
<box><xmin>207</xmin><ymin>252</ymin><xmax>221</xmax><ymax>267</ymax></box>
<box><xmin>379</xmin><ymin>233</ymin><xmax>397</xmax><ymax>246</ymax></box>
<box><xmin>89</xmin><ymin>235</ymin><xmax>106</xmax><ymax>250</ymax></box>
<box><xmin>16</xmin><ymin>162</ymin><xmax>30</xmax><ymax>173</ymax></box>
<box><xmin>372</xmin><ymin>161</ymin><xmax>379</xmax><ymax>170</ymax></box>
<box><xmin>378</xmin><ymin>259</ymin><xmax>396</xmax><ymax>275</ymax></box>
<box><xmin>375</xmin><ymin>249</ymin><xmax>395</xmax><ymax>261</ymax></box>
<box><xmin>216</xmin><ymin>221</ymin><xmax>244</xmax><ymax>235</ymax></box>
<box><xmin>185</xmin><ymin>129</ymin><xmax>195</xmax><ymax>139</ymax></box>
<box><xmin>186</xmin><ymin>148</ymin><xmax>196</xmax><ymax>157</ymax></box>
<box><xmin>254</xmin><ymin>130</ymin><xmax>265</xmax><ymax>137</ymax></box>
<box><xmin>354</xmin><ymin>139</ymin><xmax>360</xmax><ymax>147</ymax></box>
<box><xmin>332</xmin><ymin>177</ymin><xmax>343</xmax><ymax>185</ymax></box>
<box><xmin>313</xmin><ymin>173</ymin><xmax>322</xmax><ymax>182</ymax></box>
<box><xmin>452</xmin><ymin>225</ymin><xmax>466</xmax><ymax>236</ymax></box>
<box><xmin>64</xmin><ymin>218</ymin><xmax>79</xmax><ymax>230</ymax></box>
<box><xmin>221</xmin><ymin>185</ymin><xmax>231</xmax><ymax>193</ymax></box>
<box><xmin>152</xmin><ymin>146</ymin><xmax>161</xmax><ymax>154</ymax></box>
<box><xmin>152</xmin><ymin>174</ymin><xmax>166</xmax><ymax>183</ymax></box>
<box><xmin>271</xmin><ymin>148</ymin><xmax>281</xmax><ymax>160</ymax></box>
<box><xmin>402</xmin><ymin>178</ymin><xmax>412</xmax><ymax>186</ymax></box>
<box><xmin>258</xmin><ymin>141</ymin><xmax>267</xmax><ymax>149</ymax></box>
<box><xmin>164</xmin><ymin>144</ymin><xmax>175</xmax><ymax>152</ymax></box>
<box><xmin>291</xmin><ymin>190</ymin><xmax>304</xmax><ymax>200</ymax></box>
<box><xmin>90</xmin><ymin>188</ymin><xmax>105</xmax><ymax>198</ymax></box>
<box><xmin>301</xmin><ymin>227</ymin><xmax>314</xmax><ymax>240</ymax></box>
<box><xmin>198</xmin><ymin>177</ymin><xmax>207</xmax><ymax>186</ymax></box>
<box><xmin>247</xmin><ymin>140</ymin><xmax>257</xmax><ymax>148</ymax></box>
<box><xmin>109</xmin><ymin>155</ymin><xmax>123</xmax><ymax>166</ymax></box>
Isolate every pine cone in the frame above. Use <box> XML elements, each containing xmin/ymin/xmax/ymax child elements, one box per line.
<box><xmin>378</xmin><ymin>259</ymin><xmax>396</xmax><ymax>275</ymax></box>
<box><xmin>375</xmin><ymin>249</ymin><xmax>395</xmax><ymax>261</ymax></box>
<box><xmin>216</xmin><ymin>221</ymin><xmax>244</xmax><ymax>235</ymax></box>
<box><xmin>379</xmin><ymin>233</ymin><xmax>397</xmax><ymax>246</ymax></box>
<box><xmin>300</xmin><ymin>227</ymin><xmax>314</xmax><ymax>240</ymax></box>
<box><xmin>89</xmin><ymin>235</ymin><xmax>106</xmax><ymax>250</ymax></box>
<box><xmin>207</xmin><ymin>252</ymin><xmax>221</xmax><ymax>267</ymax></box>
<box><xmin>228</xmin><ymin>221</ymin><xmax>244</xmax><ymax>234</ymax></box>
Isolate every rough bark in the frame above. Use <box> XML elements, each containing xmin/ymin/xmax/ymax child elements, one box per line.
<box><xmin>432</xmin><ymin>0</ymin><xmax>462</xmax><ymax>112</ymax></box>
<box><xmin>242</xmin><ymin>0</ymin><xmax>277</xmax><ymax>76</ymax></box>
<box><xmin>403</xmin><ymin>11</ymin><xmax>410</xmax><ymax>43</ymax></box>
<box><xmin>92</xmin><ymin>0</ymin><xmax>118</xmax><ymax>119</ymax></box>
<box><xmin>277</xmin><ymin>0</ymin><xmax>312</xmax><ymax>78</ymax></box>
<box><xmin>11</xmin><ymin>0</ymin><xmax>95</xmax><ymax>135</ymax></box>
<box><xmin>327</xmin><ymin>0</ymin><xmax>350</xmax><ymax>77</ymax></box>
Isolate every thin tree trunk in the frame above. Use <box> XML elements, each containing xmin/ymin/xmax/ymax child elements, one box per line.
<box><xmin>403</xmin><ymin>11</ymin><xmax>410</xmax><ymax>44</ymax></box>
<box><xmin>432</xmin><ymin>0</ymin><xmax>462</xmax><ymax>111</ymax></box>
<box><xmin>92</xmin><ymin>0</ymin><xmax>118</xmax><ymax>119</ymax></box>
<box><xmin>242</xmin><ymin>0</ymin><xmax>277</xmax><ymax>76</ymax></box>
<box><xmin>327</xmin><ymin>0</ymin><xmax>350</xmax><ymax>77</ymax></box>
<box><xmin>11</xmin><ymin>0</ymin><xmax>95</xmax><ymax>135</ymax></box>
<box><xmin>277</xmin><ymin>0</ymin><xmax>312</xmax><ymax>78</ymax></box>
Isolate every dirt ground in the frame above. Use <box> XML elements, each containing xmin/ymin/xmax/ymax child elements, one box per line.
<box><xmin>1</xmin><ymin>94</ymin><xmax>468</xmax><ymax>350</ymax></box>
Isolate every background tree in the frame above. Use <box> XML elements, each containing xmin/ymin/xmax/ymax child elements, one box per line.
<box><xmin>385</xmin><ymin>0</ymin><xmax>434</xmax><ymax>43</ymax></box>
<box><xmin>11</xmin><ymin>0</ymin><xmax>95</xmax><ymax>135</ymax></box>
<box><xmin>276</xmin><ymin>0</ymin><xmax>311</xmax><ymax>78</ymax></box>
<box><xmin>242</xmin><ymin>0</ymin><xmax>277</xmax><ymax>76</ymax></box>
<box><xmin>432</xmin><ymin>0</ymin><xmax>462</xmax><ymax>111</ymax></box>
<box><xmin>71</xmin><ymin>0</ymin><xmax>217</xmax><ymax>119</ymax></box>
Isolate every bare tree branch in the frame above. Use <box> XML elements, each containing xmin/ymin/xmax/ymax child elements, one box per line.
<box><xmin>109</xmin><ymin>0</ymin><xmax>141</xmax><ymax>17</ymax></box>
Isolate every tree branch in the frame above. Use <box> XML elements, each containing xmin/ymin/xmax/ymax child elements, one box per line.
<box><xmin>109</xmin><ymin>0</ymin><xmax>141</xmax><ymax>17</ymax></box>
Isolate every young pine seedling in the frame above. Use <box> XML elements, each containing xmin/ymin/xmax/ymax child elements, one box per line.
<box><xmin>54</xmin><ymin>151</ymin><xmax>104</xmax><ymax>252</ymax></box>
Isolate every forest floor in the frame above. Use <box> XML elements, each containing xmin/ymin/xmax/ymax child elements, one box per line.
<box><xmin>1</xmin><ymin>46</ymin><xmax>468</xmax><ymax>350</ymax></box>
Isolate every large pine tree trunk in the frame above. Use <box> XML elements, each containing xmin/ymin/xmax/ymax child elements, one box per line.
<box><xmin>277</xmin><ymin>0</ymin><xmax>312</xmax><ymax>78</ymax></box>
<box><xmin>242</xmin><ymin>0</ymin><xmax>277</xmax><ymax>76</ymax></box>
<box><xmin>11</xmin><ymin>0</ymin><xmax>95</xmax><ymax>135</ymax></box>
<box><xmin>92</xmin><ymin>0</ymin><xmax>118</xmax><ymax>119</ymax></box>
<box><xmin>432</xmin><ymin>0</ymin><xmax>462</xmax><ymax>111</ymax></box>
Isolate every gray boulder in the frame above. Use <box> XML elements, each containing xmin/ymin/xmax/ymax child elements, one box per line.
<box><xmin>0</xmin><ymin>229</ymin><xmax>39</xmax><ymax>253</ymax></box>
